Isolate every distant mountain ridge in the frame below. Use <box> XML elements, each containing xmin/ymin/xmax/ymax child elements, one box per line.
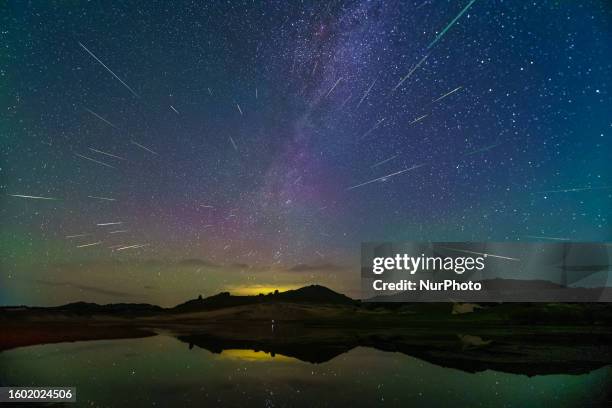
<box><xmin>1</xmin><ymin>285</ymin><xmax>355</xmax><ymax>316</ymax></box>
<box><xmin>1</xmin><ymin>302</ymin><xmax>164</xmax><ymax>316</ymax></box>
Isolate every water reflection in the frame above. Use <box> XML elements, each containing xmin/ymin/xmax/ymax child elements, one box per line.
<box><xmin>176</xmin><ymin>326</ymin><xmax>612</xmax><ymax>376</ymax></box>
<box><xmin>2</xmin><ymin>335</ymin><xmax>610</xmax><ymax>407</ymax></box>
<box><xmin>219</xmin><ymin>349</ymin><xmax>299</xmax><ymax>363</ymax></box>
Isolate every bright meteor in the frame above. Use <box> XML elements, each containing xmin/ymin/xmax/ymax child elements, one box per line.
<box><xmin>78</xmin><ymin>41</ymin><xmax>140</xmax><ymax>97</ymax></box>
<box><xmin>76</xmin><ymin>241</ymin><xmax>102</xmax><ymax>248</ymax></box>
<box><xmin>428</xmin><ymin>0</ymin><xmax>478</xmax><ymax>49</ymax></box>
<box><xmin>9</xmin><ymin>194</ymin><xmax>59</xmax><ymax>201</ymax></box>
<box><xmin>75</xmin><ymin>153</ymin><xmax>115</xmax><ymax>169</ymax></box>
<box><xmin>439</xmin><ymin>246</ymin><xmax>521</xmax><ymax>262</ymax></box>
<box><xmin>432</xmin><ymin>86</ymin><xmax>463</xmax><ymax>103</ymax></box>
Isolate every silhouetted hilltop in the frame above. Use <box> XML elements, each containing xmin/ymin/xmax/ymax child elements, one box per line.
<box><xmin>171</xmin><ymin>284</ymin><xmax>355</xmax><ymax>313</ymax></box>
<box><xmin>275</xmin><ymin>285</ymin><xmax>355</xmax><ymax>304</ymax></box>
<box><xmin>172</xmin><ymin>292</ymin><xmax>253</xmax><ymax>312</ymax></box>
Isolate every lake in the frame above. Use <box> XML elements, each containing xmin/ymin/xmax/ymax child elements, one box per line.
<box><xmin>1</xmin><ymin>334</ymin><xmax>610</xmax><ymax>407</ymax></box>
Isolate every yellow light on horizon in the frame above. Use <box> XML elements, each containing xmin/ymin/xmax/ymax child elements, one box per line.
<box><xmin>228</xmin><ymin>285</ymin><xmax>300</xmax><ymax>296</ymax></box>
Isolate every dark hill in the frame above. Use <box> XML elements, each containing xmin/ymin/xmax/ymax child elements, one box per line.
<box><xmin>171</xmin><ymin>285</ymin><xmax>355</xmax><ymax>313</ymax></box>
<box><xmin>275</xmin><ymin>285</ymin><xmax>355</xmax><ymax>304</ymax></box>
<box><xmin>171</xmin><ymin>292</ymin><xmax>254</xmax><ymax>313</ymax></box>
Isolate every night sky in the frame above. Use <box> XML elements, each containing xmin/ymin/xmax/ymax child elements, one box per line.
<box><xmin>2</xmin><ymin>1</ymin><xmax>611</xmax><ymax>306</ymax></box>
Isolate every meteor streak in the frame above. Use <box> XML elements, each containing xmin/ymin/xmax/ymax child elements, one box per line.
<box><xmin>393</xmin><ymin>54</ymin><xmax>429</xmax><ymax>91</ymax></box>
<box><xmin>340</xmin><ymin>94</ymin><xmax>352</xmax><ymax>109</ymax></box>
<box><xmin>326</xmin><ymin>77</ymin><xmax>342</xmax><ymax>97</ymax></box>
<box><xmin>88</xmin><ymin>147</ymin><xmax>126</xmax><ymax>160</ymax></box>
<box><xmin>170</xmin><ymin>105</ymin><xmax>180</xmax><ymax>114</ymax></box>
<box><xmin>75</xmin><ymin>153</ymin><xmax>115</xmax><ymax>168</ymax></box>
<box><xmin>229</xmin><ymin>136</ymin><xmax>238</xmax><ymax>151</ymax></box>
<box><xmin>114</xmin><ymin>243</ymin><xmax>149</xmax><ymax>251</ymax></box>
<box><xmin>76</xmin><ymin>241</ymin><xmax>102</xmax><ymax>248</ymax></box>
<box><xmin>347</xmin><ymin>164</ymin><xmax>426</xmax><ymax>190</ymax></box>
<box><xmin>525</xmin><ymin>235</ymin><xmax>570</xmax><ymax>241</ymax></box>
<box><xmin>78</xmin><ymin>42</ymin><xmax>140</xmax><ymax>97</ymax></box>
<box><xmin>409</xmin><ymin>114</ymin><xmax>428</xmax><ymax>125</ymax></box>
<box><xmin>131</xmin><ymin>140</ymin><xmax>158</xmax><ymax>155</ymax></box>
<box><xmin>65</xmin><ymin>233</ymin><xmax>91</xmax><ymax>239</ymax></box>
<box><xmin>359</xmin><ymin>118</ymin><xmax>385</xmax><ymax>140</ymax></box>
<box><xmin>357</xmin><ymin>78</ymin><xmax>377</xmax><ymax>108</ymax></box>
<box><xmin>534</xmin><ymin>186</ymin><xmax>612</xmax><ymax>194</ymax></box>
<box><xmin>84</xmin><ymin>108</ymin><xmax>118</xmax><ymax>129</ymax></box>
<box><xmin>87</xmin><ymin>195</ymin><xmax>116</xmax><ymax>201</ymax></box>
<box><xmin>439</xmin><ymin>246</ymin><xmax>520</xmax><ymax>261</ymax></box>
<box><xmin>370</xmin><ymin>154</ymin><xmax>398</xmax><ymax>168</ymax></box>
<box><xmin>428</xmin><ymin>0</ymin><xmax>478</xmax><ymax>49</ymax></box>
<box><xmin>432</xmin><ymin>86</ymin><xmax>463</xmax><ymax>103</ymax></box>
<box><xmin>96</xmin><ymin>222</ymin><xmax>123</xmax><ymax>226</ymax></box>
<box><xmin>464</xmin><ymin>142</ymin><xmax>501</xmax><ymax>155</ymax></box>
<box><xmin>9</xmin><ymin>194</ymin><xmax>59</xmax><ymax>200</ymax></box>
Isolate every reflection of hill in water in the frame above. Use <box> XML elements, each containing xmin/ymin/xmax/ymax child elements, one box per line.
<box><xmin>175</xmin><ymin>325</ymin><xmax>612</xmax><ymax>377</ymax></box>
<box><xmin>179</xmin><ymin>334</ymin><xmax>353</xmax><ymax>364</ymax></box>
<box><xmin>217</xmin><ymin>349</ymin><xmax>299</xmax><ymax>362</ymax></box>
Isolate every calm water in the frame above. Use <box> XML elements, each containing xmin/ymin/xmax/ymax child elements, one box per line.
<box><xmin>1</xmin><ymin>335</ymin><xmax>610</xmax><ymax>407</ymax></box>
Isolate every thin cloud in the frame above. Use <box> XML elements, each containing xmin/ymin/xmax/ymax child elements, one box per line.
<box><xmin>33</xmin><ymin>279</ymin><xmax>136</xmax><ymax>298</ymax></box>
<box><xmin>289</xmin><ymin>263</ymin><xmax>349</xmax><ymax>273</ymax></box>
<box><xmin>178</xmin><ymin>258</ymin><xmax>220</xmax><ymax>268</ymax></box>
